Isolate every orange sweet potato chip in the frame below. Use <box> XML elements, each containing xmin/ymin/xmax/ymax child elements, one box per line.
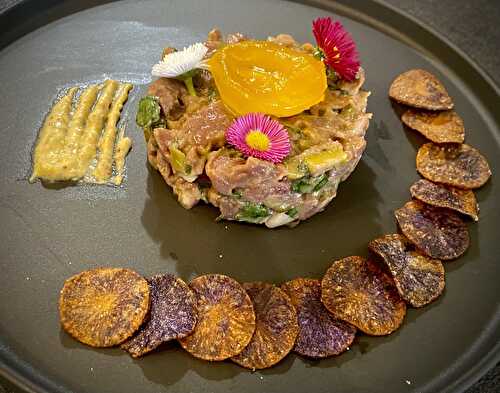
<box><xmin>59</xmin><ymin>268</ymin><xmax>150</xmax><ymax>347</ymax></box>
<box><xmin>321</xmin><ymin>257</ymin><xmax>406</xmax><ymax>335</ymax></box>
<box><xmin>402</xmin><ymin>109</ymin><xmax>464</xmax><ymax>143</ymax></box>
<box><xmin>389</xmin><ymin>69</ymin><xmax>453</xmax><ymax>110</ymax></box>
<box><xmin>179</xmin><ymin>274</ymin><xmax>255</xmax><ymax>361</ymax></box>
<box><xmin>416</xmin><ymin>143</ymin><xmax>491</xmax><ymax>189</ymax></box>
<box><xmin>232</xmin><ymin>282</ymin><xmax>298</xmax><ymax>370</ymax></box>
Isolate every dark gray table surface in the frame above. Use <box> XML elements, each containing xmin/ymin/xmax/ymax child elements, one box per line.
<box><xmin>0</xmin><ymin>1</ymin><xmax>498</xmax><ymax>392</ymax></box>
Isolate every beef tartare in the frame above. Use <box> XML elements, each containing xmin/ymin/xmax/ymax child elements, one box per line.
<box><xmin>139</xmin><ymin>27</ymin><xmax>371</xmax><ymax>228</ymax></box>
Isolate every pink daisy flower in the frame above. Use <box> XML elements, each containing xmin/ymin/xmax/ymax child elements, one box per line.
<box><xmin>225</xmin><ymin>113</ymin><xmax>291</xmax><ymax>163</ymax></box>
<box><xmin>312</xmin><ymin>16</ymin><xmax>360</xmax><ymax>81</ymax></box>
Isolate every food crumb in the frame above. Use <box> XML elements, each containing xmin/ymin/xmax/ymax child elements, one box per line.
<box><xmin>90</xmin><ymin>367</ymin><xmax>94</xmax><ymax>372</ymax></box>
<box><xmin>218</xmin><ymin>254</ymin><xmax>223</xmax><ymax>259</ymax></box>
<box><xmin>224</xmin><ymin>225</ymin><xmax>229</xmax><ymax>230</ymax></box>
<box><xmin>26</xmin><ymin>277</ymin><xmax>31</xmax><ymax>281</ymax></box>
<box><xmin>405</xmin><ymin>380</ymin><xmax>411</xmax><ymax>385</ymax></box>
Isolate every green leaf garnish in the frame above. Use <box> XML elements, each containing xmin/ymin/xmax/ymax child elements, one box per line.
<box><xmin>236</xmin><ymin>203</ymin><xmax>270</xmax><ymax>223</ymax></box>
<box><xmin>291</xmin><ymin>173</ymin><xmax>329</xmax><ymax>194</ymax></box>
<box><xmin>136</xmin><ymin>96</ymin><xmax>161</xmax><ymax>129</ymax></box>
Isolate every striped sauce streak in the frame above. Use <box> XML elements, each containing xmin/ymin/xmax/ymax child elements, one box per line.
<box><xmin>30</xmin><ymin>80</ymin><xmax>133</xmax><ymax>185</ymax></box>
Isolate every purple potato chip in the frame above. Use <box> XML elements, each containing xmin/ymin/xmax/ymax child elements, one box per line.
<box><xmin>369</xmin><ymin>234</ymin><xmax>445</xmax><ymax>307</ymax></box>
<box><xmin>410</xmin><ymin>179</ymin><xmax>479</xmax><ymax>221</ymax></box>
<box><xmin>121</xmin><ymin>274</ymin><xmax>197</xmax><ymax>357</ymax></box>
<box><xmin>395</xmin><ymin>200</ymin><xmax>470</xmax><ymax>260</ymax></box>
<box><xmin>281</xmin><ymin>278</ymin><xmax>356</xmax><ymax>358</ymax></box>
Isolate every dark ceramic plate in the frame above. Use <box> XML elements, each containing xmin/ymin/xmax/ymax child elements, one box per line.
<box><xmin>0</xmin><ymin>0</ymin><xmax>499</xmax><ymax>392</ymax></box>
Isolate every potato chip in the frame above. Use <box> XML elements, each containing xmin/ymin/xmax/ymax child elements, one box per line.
<box><xmin>389</xmin><ymin>69</ymin><xmax>453</xmax><ymax>110</ymax></box>
<box><xmin>401</xmin><ymin>109</ymin><xmax>464</xmax><ymax>143</ymax></box>
<box><xmin>410</xmin><ymin>179</ymin><xmax>479</xmax><ymax>221</ymax></box>
<box><xmin>321</xmin><ymin>257</ymin><xmax>406</xmax><ymax>336</ymax></box>
<box><xmin>231</xmin><ymin>282</ymin><xmax>299</xmax><ymax>370</ymax></box>
<box><xmin>280</xmin><ymin>278</ymin><xmax>356</xmax><ymax>358</ymax></box>
<box><xmin>368</xmin><ymin>234</ymin><xmax>445</xmax><ymax>307</ymax></box>
<box><xmin>416</xmin><ymin>143</ymin><xmax>491</xmax><ymax>189</ymax></box>
<box><xmin>121</xmin><ymin>274</ymin><xmax>197</xmax><ymax>357</ymax></box>
<box><xmin>59</xmin><ymin>268</ymin><xmax>150</xmax><ymax>347</ymax></box>
<box><xmin>179</xmin><ymin>274</ymin><xmax>255</xmax><ymax>361</ymax></box>
<box><xmin>395</xmin><ymin>200</ymin><xmax>469</xmax><ymax>260</ymax></box>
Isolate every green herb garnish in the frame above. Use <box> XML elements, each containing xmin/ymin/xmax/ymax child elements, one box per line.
<box><xmin>286</xmin><ymin>208</ymin><xmax>298</xmax><ymax>218</ymax></box>
<box><xmin>313</xmin><ymin>175</ymin><xmax>329</xmax><ymax>191</ymax></box>
<box><xmin>136</xmin><ymin>96</ymin><xmax>166</xmax><ymax>141</ymax></box>
<box><xmin>136</xmin><ymin>96</ymin><xmax>162</xmax><ymax>129</ymax></box>
<box><xmin>236</xmin><ymin>202</ymin><xmax>270</xmax><ymax>223</ymax></box>
<box><xmin>291</xmin><ymin>173</ymin><xmax>329</xmax><ymax>194</ymax></box>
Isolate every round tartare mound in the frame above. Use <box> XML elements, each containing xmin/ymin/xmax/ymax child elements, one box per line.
<box><xmin>143</xmin><ymin>29</ymin><xmax>371</xmax><ymax>228</ymax></box>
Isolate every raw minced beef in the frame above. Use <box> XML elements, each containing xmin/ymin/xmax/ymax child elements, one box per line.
<box><xmin>144</xmin><ymin>29</ymin><xmax>372</xmax><ymax>227</ymax></box>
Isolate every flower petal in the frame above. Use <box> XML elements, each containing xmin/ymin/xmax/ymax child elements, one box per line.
<box><xmin>152</xmin><ymin>42</ymin><xmax>209</xmax><ymax>78</ymax></box>
<box><xmin>312</xmin><ymin>17</ymin><xmax>360</xmax><ymax>81</ymax></box>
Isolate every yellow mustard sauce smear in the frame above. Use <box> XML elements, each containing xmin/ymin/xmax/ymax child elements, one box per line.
<box><xmin>113</xmin><ymin>127</ymin><xmax>132</xmax><ymax>185</ymax></box>
<box><xmin>30</xmin><ymin>87</ymin><xmax>78</xmax><ymax>182</ymax></box>
<box><xmin>77</xmin><ymin>79</ymin><xmax>119</xmax><ymax>179</ymax></box>
<box><xmin>93</xmin><ymin>83</ymin><xmax>133</xmax><ymax>183</ymax></box>
<box><xmin>59</xmin><ymin>84</ymin><xmax>100</xmax><ymax>180</ymax></box>
<box><xmin>31</xmin><ymin>80</ymin><xmax>133</xmax><ymax>185</ymax></box>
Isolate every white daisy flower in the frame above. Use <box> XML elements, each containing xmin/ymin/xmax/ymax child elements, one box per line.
<box><xmin>151</xmin><ymin>42</ymin><xmax>209</xmax><ymax>78</ymax></box>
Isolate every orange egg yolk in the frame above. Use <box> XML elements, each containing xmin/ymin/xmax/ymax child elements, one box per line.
<box><xmin>208</xmin><ymin>40</ymin><xmax>327</xmax><ymax>117</ymax></box>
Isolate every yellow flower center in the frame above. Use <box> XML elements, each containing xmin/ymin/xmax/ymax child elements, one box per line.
<box><xmin>245</xmin><ymin>130</ymin><xmax>270</xmax><ymax>151</ymax></box>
